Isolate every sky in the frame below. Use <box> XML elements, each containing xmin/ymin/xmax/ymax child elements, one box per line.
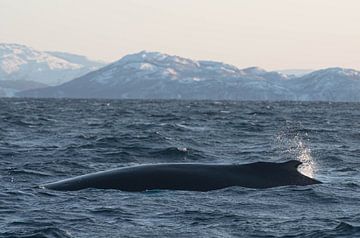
<box><xmin>1</xmin><ymin>0</ymin><xmax>360</xmax><ymax>70</ymax></box>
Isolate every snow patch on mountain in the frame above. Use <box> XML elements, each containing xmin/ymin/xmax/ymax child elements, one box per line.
<box><xmin>1</xmin><ymin>56</ymin><xmax>27</xmax><ymax>74</ymax></box>
<box><xmin>243</xmin><ymin>67</ymin><xmax>267</xmax><ymax>75</ymax></box>
<box><xmin>162</xmin><ymin>68</ymin><xmax>178</xmax><ymax>78</ymax></box>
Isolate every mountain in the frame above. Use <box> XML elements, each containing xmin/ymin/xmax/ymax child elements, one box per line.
<box><xmin>0</xmin><ymin>43</ymin><xmax>106</xmax><ymax>89</ymax></box>
<box><xmin>18</xmin><ymin>51</ymin><xmax>295</xmax><ymax>100</ymax></box>
<box><xmin>0</xmin><ymin>80</ymin><xmax>47</xmax><ymax>97</ymax></box>
<box><xmin>16</xmin><ymin>51</ymin><xmax>360</xmax><ymax>102</ymax></box>
<box><xmin>45</xmin><ymin>51</ymin><xmax>105</xmax><ymax>70</ymax></box>
<box><xmin>286</xmin><ymin>67</ymin><xmax>360</xmax><ymax>101</ymax></box>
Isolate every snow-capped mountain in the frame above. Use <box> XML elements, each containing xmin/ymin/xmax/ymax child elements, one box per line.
<box><xmin>286</xmin><ymin>67</ymin><xmax>360</xmax><ymax>101</ymax></box>
<box><xmin>16</xmin><ymin>51</ymin><xmax>360</xmax><ymax>101</ymax></box>
<box><xmin>0</xmin><ymin>43</ymin><xmax>105</xmax><ymax>87</ymax></box>
<box><xmin>18</xmin><ymin>51</ymin><xmax>294</xmax><ymax>100</ymax></box>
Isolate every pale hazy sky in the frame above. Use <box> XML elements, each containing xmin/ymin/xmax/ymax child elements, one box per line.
<box><xmin>1</xmin><ymin>0</ymin><xmax>359</xmax><ymax>70</ymax></box>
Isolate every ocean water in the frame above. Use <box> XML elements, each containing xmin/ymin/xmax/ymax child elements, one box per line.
<box><xmin>0</xmin><ymin>98</ymin><xmax>359</xmax><ymax>238</ymax></box>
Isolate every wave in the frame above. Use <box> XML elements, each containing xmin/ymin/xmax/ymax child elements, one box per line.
<box><xmin>7</xmin><ymin>168</ymin><xmax>52</xmax><ymax>177</ymax></box>
<box><xmin>285</xmin><ymin>222</ymin><xmax>360</xmax><ymax>238</ymax></box>
<box><xmin>1</xmin><ymin>227</ymin><xmax>73</xmax><ymax>238</ymax></box>
<box><xmin>148</xmin><ymin>147</ymin><xmax>207</xmax><ymax>161</ymax></box>
<box><xmin>149</xmin><ymin>146</ymin><xmax>189</xmax><ymax>157</ymax></box>
<box><xmin>175</xmin><ymin>123</ymin><xmax>209</xmax><ymax>131</ymax></box>
<box><xmin>95</xmin><ymin>136</ymin><xmax>122</xmax><ymax>145</ymax></box>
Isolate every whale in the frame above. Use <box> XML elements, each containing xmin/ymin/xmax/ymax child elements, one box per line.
<box><xmin>42</xmin><ymin>160</ymin><xmax>321</xmax><ymax>192</ymax></box>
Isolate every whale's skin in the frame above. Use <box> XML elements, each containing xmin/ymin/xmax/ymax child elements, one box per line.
<box><xmin>42</xmin><ymin>160</ymin><xmax>321</xmax><ymax>192</ymax></box>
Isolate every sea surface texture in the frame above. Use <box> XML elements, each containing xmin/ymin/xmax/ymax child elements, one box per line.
<box><xmin>0</xmin><ymin>99</ymin><xmax>359</xmax><ymax>238</ymax></box>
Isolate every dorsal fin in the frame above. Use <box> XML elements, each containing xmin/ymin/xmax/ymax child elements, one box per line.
<box><xmin>282</xmin><ymin>160</ymin><xmax>302</xmax><ymax>169</ymax></box>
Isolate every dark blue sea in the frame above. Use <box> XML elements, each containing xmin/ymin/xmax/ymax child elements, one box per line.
<box><xmin>1</xmin><ymin>98</ymin><xmax>359</xmax><ymax>237</ymax></box>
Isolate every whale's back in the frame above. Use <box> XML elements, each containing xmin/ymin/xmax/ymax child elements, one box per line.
<box><xmin>42</xmin><ymin>161</ymin><xmax>321</xmax><ymax>191</ymax></box>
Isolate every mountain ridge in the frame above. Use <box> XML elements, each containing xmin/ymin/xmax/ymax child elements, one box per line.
<box><xmin>7</xmin><ymin>49</ymin><xmax>360</xmax><ymax>102</ymax></box>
